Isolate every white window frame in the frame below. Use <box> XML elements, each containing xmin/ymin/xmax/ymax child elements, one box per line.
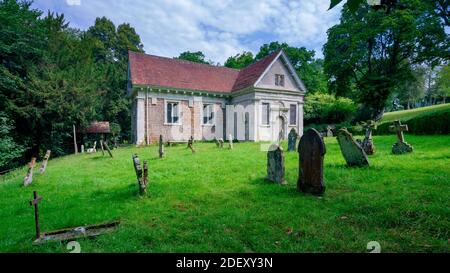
<box><xmin>261</xmin><ymin>102</ymin><xmax>270</xmax><ymax>126</ymax></box>
<box><xmin>165</xmin><ymin>100</ymin><xmax>181</xmax><ymax>125</ymax></box>
<box><xmin>289</xmin><ymin>104</ymin><xmax>297</xmax><ymax>126</ymax></box>
<box><xmin>202</xmin><ymin>103</ymin><xmax>215</xmax><ymax>125</ymax></box>
<box><xmin>275</xmin><ymin>74</ymin><xmax>285</xmax><ymax>87</ymax></box>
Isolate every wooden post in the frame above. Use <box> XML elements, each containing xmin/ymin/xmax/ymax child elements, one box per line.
<box><xmin>23</xmin><ymin>157</ymin><xmax>36</xmax><ymax>187</ymax></box>
<box><xmin>100</xmin><ymin>140</ymin><xmax>105</xmax><ymax>156</ymax></box>
<box><xmin>159</xmin><ymin>135</ymin><xmax>165</xmax><ymax>158</ymax></box>
<box><xmin>39</xmin><ymin>150</ymin><xmax>51</xmax><ymax>174</ymax></box>
<box><xmin>29</xmin><ymin>191</ymin><xmax>43</xmax><ymax>239</ymax></box>
<box><xmin>73</xmin><ymin>125</ymin><xmax>78</xmax><ymax>154</ymax></box>
<box><xmin>104</xmin><ymin>142</ymin><xmax>113</xmax><ymax>158</ymax></box>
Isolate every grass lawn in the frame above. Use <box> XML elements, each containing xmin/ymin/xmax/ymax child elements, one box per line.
<box><xmin>381</xmin><ymin>103</ymin><xmax>450</xmax><ymax>123</ymax></box>
<box><xmin>0</xmin><ymin>135</ymin><xmax>449</xmax><ymax>253</ymax></box>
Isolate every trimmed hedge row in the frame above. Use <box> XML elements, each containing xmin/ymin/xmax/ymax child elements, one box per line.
<box><xmin>373</xmin><ymin>110</ymin><xmax>450</xmax><ymax>135</ymax></box>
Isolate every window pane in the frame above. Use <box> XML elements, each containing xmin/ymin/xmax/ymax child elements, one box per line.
<box><xmin>173</xmin><ymin>103</ymin><xmax>179</xmax><ymax>123</ymax></box>
<box><xmin>280</xmin><ymin>75</ymin><xmax>285</xmax><ymax>86</ymax></box>
<box><xmin>290</xmin><ymin>104</ymin><xmax>296</xmax><ymax>125</ymax></box>
<box><xmin>167</xmin><ymin>103</ymin><xmax>172</xmax><ymax>123</ymax></box>
<box><xmin>262</xmin><ymin>103</ymin><xmax>269</xmax><ymax>125</ymax></box>
<box><xmin>209</xmin><ymin>106</ymin><xmax>214</xmax><ymax>123</ymax></box>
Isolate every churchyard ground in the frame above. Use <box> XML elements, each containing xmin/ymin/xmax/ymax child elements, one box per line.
<box><xmin>0</xmin><ymin>135</ymin><xmax>448</xmax><ymax>253</ymax></box>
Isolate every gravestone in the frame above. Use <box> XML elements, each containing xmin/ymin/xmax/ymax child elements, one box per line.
<box><xmin>81</xmin><ymin>145</ymin><xmax>84</xmax><ymax>153</ymax></box>
<box><xmin>39</xmin><ymin>150</ymin><xmax>51</xmax><ymax>174</ymax></box>
<box><xmin>357</xmin><ymin>121</ymin><xmax>377</xmax><ymax>155</ymax></box>
<box><xmin>23</xmin><ymin>157</ymin><xmax>36</xmax><ymax>187</ymax></box>
<box><xmin>287</xmin><ymin>128</ymin><xmax>298</xmax><ymax>152</ymax></box>
<box><xmin>326</xmin><ymin>125</ymin><xmax>334</xmax><ymax>137</ymax></box>
<box><xmin>132</xmin><ymin>154</ymin><xmax>148</xmax><ymax>195</ymax></box>
<box><xmin>187</xmin><ymin>136</ymin><xmax>196</xmax><ymax>153</ymax></box>
<box><xmin>389</xmin><ymin>120</ymin><xmax>413</xmax><ymax>154</ymax></box>
<box><xmin>228</xmin><ymin>134</ymin><xmax>233</xmax><ymax>150</ymax></box>
<box><xmin>267</xmin><ymin>144</ymin><xmax>285</xmax><ymax>184</ymax></box>
<box><xmin>297</xmin><ymin>128</ymin><xmax>326</xmax><ymax>195</ymax></box>
<box><xmin>218</xmin><ymin>138</ymin><xmax>224</xmax><ymax>148</ymax></box>
<box><xmin>336</xmin><ymin>128</ymin><xmax>369</xmax><ymax>167</ymax></box>
<box><xmin>159</xmin><ymin>135</ymin><xmax>165</xmax><ymax>158</ymax></box>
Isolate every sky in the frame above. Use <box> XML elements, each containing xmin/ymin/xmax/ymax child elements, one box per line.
<box><xmin>31</xmin><ymin>0</ymin><xmax>343</xmax><ymax>64</ymax></box>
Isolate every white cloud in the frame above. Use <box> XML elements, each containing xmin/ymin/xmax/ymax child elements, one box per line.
<box><xmin>34</xmin><ymin>0</ymin><xmax>342</xmax><ymax>63</ymax></box>
<box><xmin>66</xmin><ymin>0</ymin><xmax>81</xmax><ymax>6</ymax></box>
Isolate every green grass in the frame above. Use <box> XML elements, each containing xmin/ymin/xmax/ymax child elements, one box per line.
<box><xmin>0</xmin><ymin>135</ymin><xmax>449</xmax><ymax>253</ymax></box>
<box><xmin>381</xmin><ymin>103</ymin><xmax>450</xmax><ymax>123</ymax></box>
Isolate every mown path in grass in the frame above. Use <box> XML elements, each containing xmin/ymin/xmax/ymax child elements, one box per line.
<box><xmin>0</xmin><ymin>135</ymin><xmax>449</xmax><ymax>253</ymax></box>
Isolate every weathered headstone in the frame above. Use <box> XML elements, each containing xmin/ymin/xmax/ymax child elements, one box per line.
<box><xmin>287</xmin><ymin>128</ymin><xmax>298</xmax><ymax>152</ymax></box>
<box><xmin>228</xmin><ymin>134</ymin><xmax>233</xmax><ymax>150</ymax></box>
<box><xmin>326</xmin><ymin>125</ymin><xmax>334</xmax><ymax>137</ymax></box>
<box><xmin>357</xmin><ymin>121</ymin><xmax>377</xmax><ymax>155</ymax></box>
<box><xmin>39</xmin><ymin>150</ymin><xmax>51</xmax><ymax>174</ymax></box>
<box><xmin>267</xmin><ymin>144</ymin><xmax>285</xmax><ymax>184</ymax></box>
<box><xmin>103</xmin><ymin>142</ymin><xmax>113</xmax><ymax>158</ymax></box>
<box><xmin>81</xmin><ymin>145</ymin><xmax>84</xmax><ymax>153</ymax></box>
<box><xmin>298</xmin><ymin>128</ymin><xmax>326</xmax><ymax>195</ymax></box>
<box><xmin>389</xmin><ymin>120</ymin><xmax>413</xmax><ymax>154</ymax></box>
<box><xmin>159</xmin><ymin>135</ymin><xmax>165</xmax><ymax>158</ymax></box>
<box><xmin>23</xmin><ymin>157</ymin><xmax>36</xmax><ymax>187</ymax></box>
<box><xmin>218</xmin><ymin>138</ymin><xmax>224</xmax><ymax>148</ymax></box>
<box><xmin>336</xmin><ymin>128</ymin><xmax>369</xmax><ymax>167</ymax></box>
<box><xmin>187</xmin><ymin>136</ymin><xmax>196</xmax><ymax>153</ymax></box>
<box><xmin>132</xmin><ymin>154</ymin><xmax>147</xmax><ymax>195</ymax></box>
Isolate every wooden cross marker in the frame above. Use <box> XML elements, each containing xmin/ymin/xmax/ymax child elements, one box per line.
<box><xmin>389</xmin><ymin>120</ymin><xmax>408</xmax><ymax>143</ymax></box>
<box><xmin>29</xmin><ymin>191</ymin><xmax>43</xmax><ymax>239</ymax></box>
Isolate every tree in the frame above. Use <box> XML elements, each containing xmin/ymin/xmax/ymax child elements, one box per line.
<box><xmin>323</xmin><ymin>0</ymin><xmax>449</xmax><ymax>120</ymax></box>
<box><xmin>255</xmin><ymin>42</ymin><xmax>328</xmax><ymax>93</ymax></box>
<box><xmin>224</xmin><ymin>51</ymin><xmax>254</xmax><ymax>69</ymax></box>
<box><xmin>0</xmin><ymin>112</ymin><xmax>25</xmax><ymax>171</ymax></box>
<box><xmin>394</xmin><ymin>66</ymin><xmax>426</xmax><ymax>109</ymax></box>
<box><xmin>435</xmin><ymin>64</ymin><xmax>450</xmax><ymax>103</ymax></box>
<box><xmin>177</xmin><ymin>51</ymin><xmax>212</xmax><ymax>64</ymax></box>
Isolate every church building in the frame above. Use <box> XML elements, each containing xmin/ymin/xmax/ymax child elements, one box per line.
<box><xmin>127</xmin><ymin>49</ymin><xmax>306</xmax><ymax>144</ymax></box>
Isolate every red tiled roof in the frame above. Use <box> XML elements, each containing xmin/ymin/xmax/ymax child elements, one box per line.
<box><xmin>128</xmin><ymin>50</ymin><xmax>281</xmax><ymax>93</ymax></box>
<box><xmin>81</xmin><ymin>121</ymin><xmax>110</xmax><ymax>134</ymax></box>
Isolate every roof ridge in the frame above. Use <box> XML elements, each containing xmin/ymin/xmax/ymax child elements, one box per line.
<box><xmin>128</xmin><ymin>50</ymin><xmax>240</xmax><ymax>71</ymax></box>
<box><xmin>239</xmin><ymin>49</ymin><xmax>282</xmax><ymax>73</ymax></box>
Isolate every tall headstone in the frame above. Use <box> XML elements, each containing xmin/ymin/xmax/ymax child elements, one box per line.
<box><xmin>389</xmin><ymin>120</ymin><xmax>413</xmax><ymax>154</ymax></box>
<box><xmin>159</xmin><ymin>135</ymin><xmax>165</xmax><ymax>158</ymax></box>
<box><xmin>23</xmin><ymin>157</ymin><xmax>36</xmax><ymax>187</ymax></box>
<box><xmin>358</xmin><ymin>121</ymin><xmax>376</xmax><ymax>155</ymax></box>
<box><xmin>81</xmin><ymin>145</ymin><xmax>84</xmax><ymax>153</ymax></box>
<box><xmin>336</xmin><ymin>128</ymin><xmax>370</xmax><ymax>167</ymax></box>
<box><xmin>39</xmin><ymin>150</ymin><xmax>51</xmax><ymax>174</ymax></box>
<box><xmin>297</xmin><ymin>128</ymin><xmax>326</xmax><ymax>195</ymax></box>
<box><xmin>132</xmin><ymin>154</ymin><xmax>147</xmax><ymax>195</ymax></box>
<box><xmin>287</xmin><ymin>128</ymin><xmax>298</xmax><ymax>152</ymax></box>
<box><xmin>228</xmin><ymin>134</ymin><xmax>233</xmax><ymax>150</ymax></box>
<box><xmin>267</xmin><ymin>144</ymin><xmax>285</xmax><ymax>184</ymax></box>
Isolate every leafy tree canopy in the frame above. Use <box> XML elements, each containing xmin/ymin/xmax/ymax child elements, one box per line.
<box><xmin>177</xmin><ymin>51</ymin><xmax>212</xmax><ymax>64</ymax></box>
<box><xmin>224</xmin><ymin>51</ymin><xmax>254</xmax><ymax>69</ymax></box>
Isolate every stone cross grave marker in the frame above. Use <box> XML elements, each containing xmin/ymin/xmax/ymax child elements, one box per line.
<box><xmin>29</xmin><ymin>191</ymin><xmax>43</xmax><ymax>239</ymax></box>
<box><xmin>39</xmin><ymin>150</ymin><xmax>51</xmax><ymax>174</ymax></box>
<box><xmin>132</xmin><ymin>154</ymin><xmax>148</xmax><ymax>195</ymax></box>
<box><xmin>267</xmin><ymin>144</ymin><xmax>286</xmax><ymax>184</ymax></box>
<box><xmin>287</xmin><ymin>128</ymin><xmax>298</xmax><ymax>152</ymax></box>
<box><xmin>336</xmin><ymin>128</ymin><xmax>369</xmax><ymax>167</ymax></box>
<box><xmin>358</xmin><ymin>121</ymin><xmax>377</xmax><ymax>155</ymax></box>
<box><xmin>228</xmin><ymin>134</ymin><xmax>233</xmax><ymax>150</ymax></box>
<box><xmin>23</xmin><ymin>157</ymin><xmax>36</xmax><ymax>187</ymax></box>
<box><xmin>389</xmin><ymin>120</ymin><xmax>413</xmax><ymax>154</ymax></box>
<box><xmin>187</xmin><ymin>136</ymin><xmax>196</xmax><ymax>153</ymax></box>
<box><xmin>159</xmin><ymin>135</ymin><xmax>165</xmax><ymax>158</ymax></box>
<box><xmin>297</xmin><ymin>128</ymin><xmax>326</xmax><ymax>195</ymax></box>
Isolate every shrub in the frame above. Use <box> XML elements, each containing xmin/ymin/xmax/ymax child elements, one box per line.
<box><xmin>304</xmin><ymin>93</ymin><xmax>356</xmax><ymax>125</ymax></box>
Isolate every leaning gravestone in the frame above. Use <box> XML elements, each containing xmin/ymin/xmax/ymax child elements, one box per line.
<box><xmin>336</xmin><ymin>128</ymin><xmax>369</xmax><ymax>167</ymax></box>
<box><xmin>132</xmin><ymin>154</ymin><xmax>148</xmax><ymax>195</ymax></box>
<box><xmin>267</xmin><ymin>144</ymin><xmax>285</xmax><ymax>184</ymax></box>
<box><xmin>23</xmin><ymin>157</ymin><xmax>37</xmax><ymax>187</ymax></box>
<box><xmin>297</xmin><ymin>128</ymin><xmax>326</xmax><ymax>195</ymax></box>
<box><xmin>39</xmin><ymin>150</ymin><xmax>51</xmax><ymax>174</ymax></box>
<box><xmin>389</xmin><ymin>120</ymin><xmax>413</xmax><ymax>154</ymax></box>
<box><xmin>287</xmin><ymin>128</ymin><xmax>298</xmax><ymax>152</ymax></box>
